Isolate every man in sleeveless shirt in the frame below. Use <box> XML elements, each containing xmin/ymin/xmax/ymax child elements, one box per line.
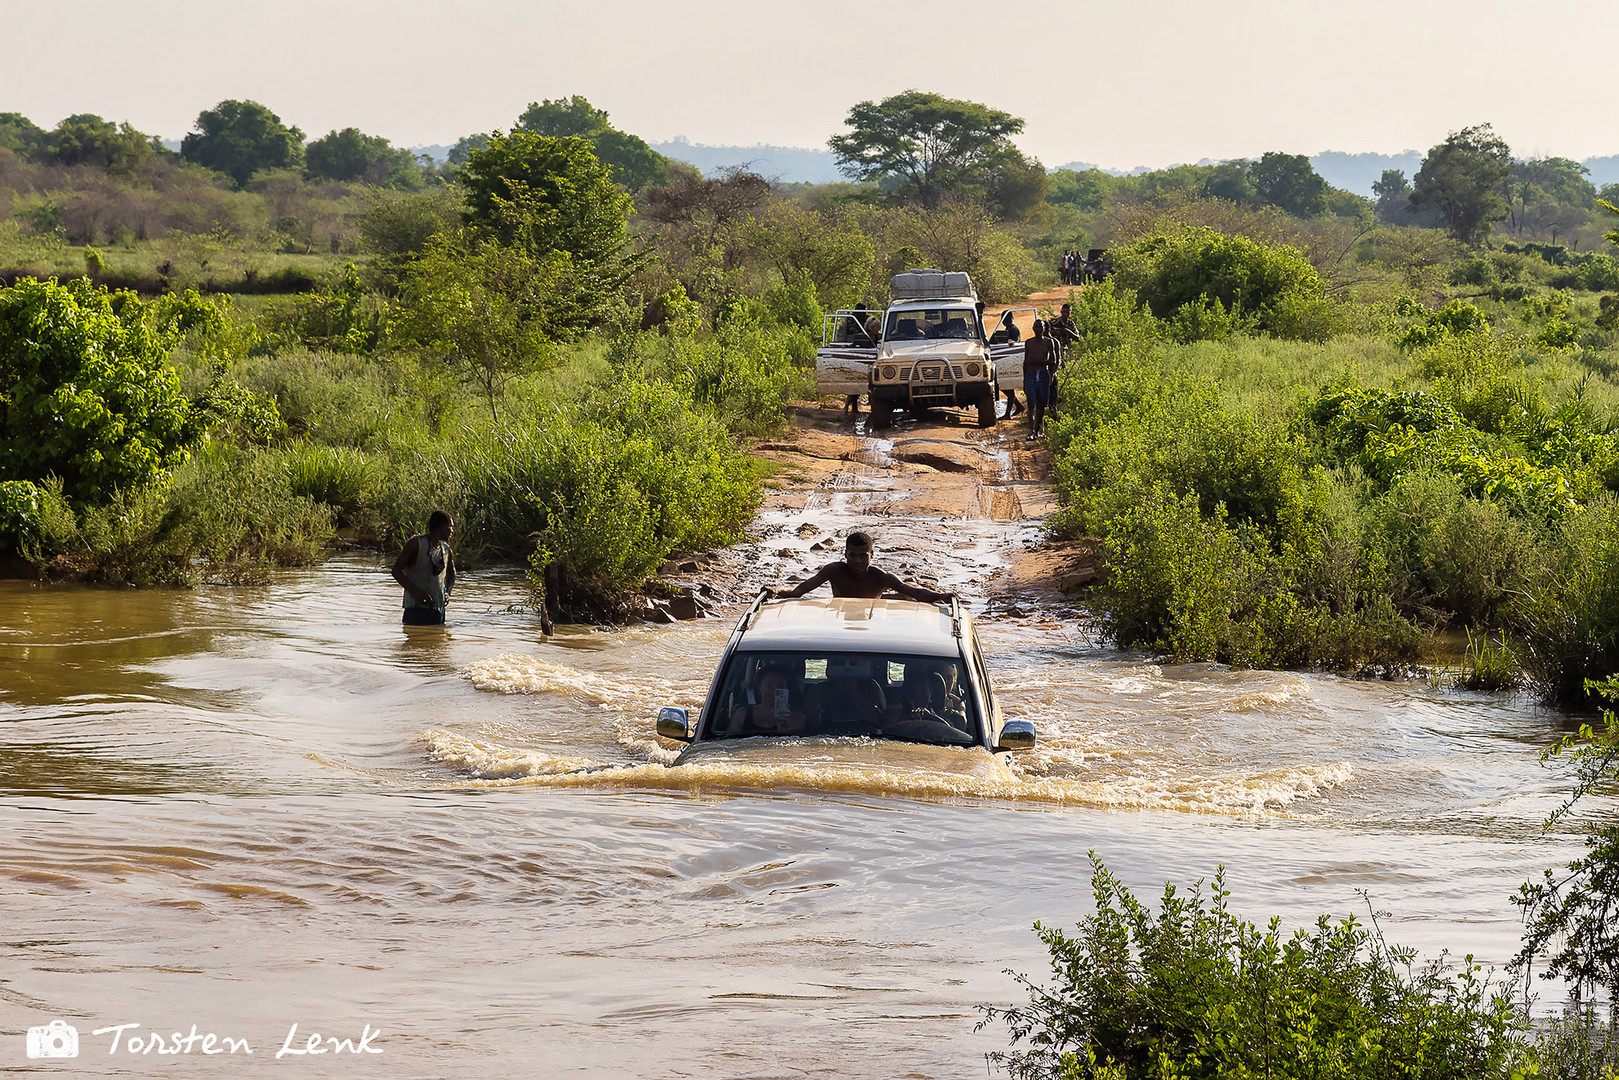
<box><xmin>392</xmin><ymin>510</ymin><xmax>456</xmax><ymax>625</ymax></box>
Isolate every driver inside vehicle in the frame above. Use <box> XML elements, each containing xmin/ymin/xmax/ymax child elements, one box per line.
<box><xmin>903</xmin><ymin>663</ymin><xmax>968</xmax><ymax>732</ymax></box>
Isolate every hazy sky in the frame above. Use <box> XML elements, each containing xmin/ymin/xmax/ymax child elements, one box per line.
<box><xmin>6</xmin><ymin>0</ymin><xmax>1616</xmax><ymax>168</ymax></box>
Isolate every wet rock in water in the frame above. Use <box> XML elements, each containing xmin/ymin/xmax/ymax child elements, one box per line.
<box><xmin>795</xmin><ymin>522</ymin><xmax>821</xmax><ymax>538</ymax></box>
<box><xmin>776</xmin><ymin>547</ymin><xmax>797</xmax><ymax>557</ymax></box>
<box><xmin>810</xmin><ymin>539</ymin><xmax>834</xmax><ymax>550</ymax></box>
<box><xmin>666</xmin><ymin>593</ymin><xmax>705</xmax><ymax>620</ymax></box>
<box><xmin>646</xmin><ymin>603</ymin><xmax>678</xmax><ymax>624</ymax></box>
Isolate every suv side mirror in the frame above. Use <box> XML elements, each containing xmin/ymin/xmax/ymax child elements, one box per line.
<box><xmin>656</xmin><ymin>706</ymin><xmax>693</xmax><ymax>742</ymax></box>
<box><xmin>995</xmin><ymin>719</ymin><xmax>1036</xmax><ymax>752</ymax></box>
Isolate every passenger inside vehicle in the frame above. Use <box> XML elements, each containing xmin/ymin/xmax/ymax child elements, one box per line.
<box><xmin>725</xmin><ymin>666</ymin><xmax>807</xmax><ymax>735</ymax></box>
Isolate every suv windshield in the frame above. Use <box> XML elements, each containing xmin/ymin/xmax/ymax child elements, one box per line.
<box><xmin>885</xmin><ymin>308</ymin><xmax>978</xmax><ymax>342</ymax></box>
<box><xmin>707</xmin><ymin>650</ymin><xmax>979</xmax><ymax>746</ymax></box>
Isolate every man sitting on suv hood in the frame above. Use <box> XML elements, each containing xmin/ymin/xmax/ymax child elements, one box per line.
<box><xmin>765</xmin><ymin>532</ymin><xmax>951</xmax><ymax>604</ymax></box>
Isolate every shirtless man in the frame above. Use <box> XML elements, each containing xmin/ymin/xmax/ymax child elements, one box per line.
<box><xmin>766</xmin><ymin>532</ymin><xmax>951</xmax><ymax>603</ymax></box>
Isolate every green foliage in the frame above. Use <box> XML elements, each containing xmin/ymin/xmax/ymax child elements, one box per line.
<box><xmin>1110</xmin><ymin>227</ymin><xmax>1328</xmax><ymax>340</ymax></box>
<box><xmin>1514</xmin><ymin>677</ymin><xmax>1619</xmax><ymax>1033</ymax></box>
<box><xmin>1517</xmin><ymin>499</ymin><xmax>1619</xmax><ymax>706</ymax></box>
<box><xmin>610</xmin><ymin>308</ymin><xmax>813</xmax><ymax>436</ymax></box>
<box><xmin>20</xmin><ymin>459</ymin><xmax>332</xmax><ymax>585</ymax></box>
<box><xmin>981</xmin><ymin>856</ymin><xmax>1534</xmax><ymax>1080</ymax></box>
<box><xmin>1411</xmin><ymin>124</ymin><xmax>1514</xmax><ymax>244</ymax></box>
<box><xmin>36</xmin><ymin>113</ymin><xmax>156</xmax><ymax>173</ymax></box>
<box><xmin>515</xmin><ymin>95</ymin><xmax>667</xmax><ymax>192</ymax></box>
<box><xmin>280</xmin><ymin>442</ymin><xmax>378</xmax><ymax>527</ymax></box>
<box><xmin>289</xmin><ymin>263</ymin><xmax>379</xmax><ymax>352</ymax></box>
<box><xmin>181</xmin><ymin>99</ymin><xmax>305</xmax><ymax>188</ymax></box>
<box><xmin>389</xmin><ymin>229</ymin><xmax>567</xmax><ymax>419</ymax></box>
<box><xmin>456</xmin><ymin>131</ymin><xmax>634</xmax><ymax>274</ymax></box>
<box><xmin>1050</xmin><ymin>354</ymin><xmax>1419</xmax><ymax>668</ymax></box>
<box><xmin>1163</xmin><ymin>293</ymin><xmax>1238</xmax><ymax>344</ymax></box>
<box><xmin>0</xmin><ymin>478</ymin><xmax>41</xmax><ymax>546</ymax></box>
<box><xmin>1248</xmin><ymin>151</ymin><xmax>1329</xmax><ymax>217</ymax></box>
<box><xmin>828</xmin><ymin>89</ymin><xmax>1029</xmax><ymax>211</ymax></box>
<box><xmin>305</xmin><ymin>127</ymin><xmax>422</xmax><ymax>187</ymax></box>
<box><xmin>1454</xmin><ymin>628</ymin><xmax>1523</xmax><ymax>692</ymax></box>
<box><xmin>0</xmin><ymin>111</ymin><xmax>47</xmax><ymax>157</ymax></box>
<box><xmin>0</xmin><ymin>277</ymin><xmax>205</xmax><ymax>503</ymax></box>
<box><xmin>1398</xmin><ymin>299</ymin><xmax>1490</xmax><ymax>350</ymax></box>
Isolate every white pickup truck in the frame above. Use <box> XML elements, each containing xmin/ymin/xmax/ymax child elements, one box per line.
<box><xmin>815</xmin><ymin>270</ymin><xmax>1024</xmax><ymax>429</ymax></box>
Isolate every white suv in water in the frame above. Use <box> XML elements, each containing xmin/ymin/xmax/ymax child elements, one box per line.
<box><xmin>656</xmin><ymin>595</ymin><xmax>1036</xmax><ymax>771</ymax></box>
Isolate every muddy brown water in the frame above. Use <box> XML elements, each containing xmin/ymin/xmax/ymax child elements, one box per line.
<box><xmin>0</xmin><ymin>414</ymin><xmax>1604</xmax><ymax>1076</ymax></box>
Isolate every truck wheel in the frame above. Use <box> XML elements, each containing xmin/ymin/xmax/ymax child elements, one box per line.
<box><xmin>870</xmin><ymin>398</ymin><xmax>894</xmax><ymax>430</ymax></box>
<box><xmin>976</xmin><ymin>389</ymin><xmax>997</xmax><ymax>428</ymax></box>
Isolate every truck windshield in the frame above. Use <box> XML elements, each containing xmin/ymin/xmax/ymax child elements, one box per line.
<box><xmin>706</xmin><ymin>650</ymin><xmax>979</xmax><ymax>746</ymax></box>
<box><xmin>885</xmin><ymin>308</ymin><xmax>978</xmax><ymax>342</ymax></box>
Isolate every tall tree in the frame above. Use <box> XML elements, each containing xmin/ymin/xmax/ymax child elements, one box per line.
<box><xmin>456</xmin><ymin>132</ymin><xmax>634</xmax><ymax>275</ymax></box>
<box><xmin>1410</xmin><ymin>124</ymin><xmax>1513</xmax><ymax>244</ymax></box>
<box><xmin>38</xmin><ymin>114</ymin><xmax>156</xmax><ymax>173</ymax></box>
<box><xmin>515</xmin><ymin>96</ymin><xmax>666</xmax><ymax>192</ymax></box>
<box><xmin>1372</xmin><ymin>169</ymin><xmax>1411</xmax><ymax>223</ymax></box>
<box><xmin>181</xmin><ymin>100</ymin><xmax>304</xmax><ymax>188</ymax></box>
<box><xmin>305</xmin><ymin>127</ymin><xmax>420</xmax><ymax>186</ymax></box>
<box><xmin>1249</xmin><ymin>152</ymin><xmax>1328</xmax><ymax>217</ymax></box>
<box><xmin>0</xmin><ymin>112</ymin><xmax>46</xmax><ymax>158</ymax></box>
<box><xmin>829</xmin><ymin>90</ymin><xmax>1027</xmax><ymax>210</ymax></box>
<box><xmin>1507</xmin><ymin>157</ymin><xmax>1596</xmax><ymax>238</ymax></box>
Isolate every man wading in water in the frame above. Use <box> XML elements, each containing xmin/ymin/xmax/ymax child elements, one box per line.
<box><xmin>392</xmin><ymin>510</ymin><xmax>456</xmax><ymax>625</ymax></box>
<box><xmin>765</xmin><ymin>532</ymin><xmax>951</xmax><ymax>603</ymax></box>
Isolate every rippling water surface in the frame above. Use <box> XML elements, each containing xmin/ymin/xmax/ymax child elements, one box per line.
<box><xmin>0</xmin><ymin>552</ymin><xmax>1602</xmax><ymax>1077</ymax></box>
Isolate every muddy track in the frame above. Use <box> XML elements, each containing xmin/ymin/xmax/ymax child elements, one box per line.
<box><xmin>668</xmin><ymin>402</ymin><xmax>1101</xmax><ymax>620</ymax></box>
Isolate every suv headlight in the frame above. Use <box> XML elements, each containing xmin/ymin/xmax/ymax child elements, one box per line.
<box><xmin>881</xmin><ymin>365</ymin><xmax>897</xmax><ymax>380</ymax></box>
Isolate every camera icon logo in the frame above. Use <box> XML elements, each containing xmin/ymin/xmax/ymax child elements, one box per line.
<box><xmin>26</xmin><ymin>1020</ymin><xmax>79</xmax><ymax>1059</ymax></box>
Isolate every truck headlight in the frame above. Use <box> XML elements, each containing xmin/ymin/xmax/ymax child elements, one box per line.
<box><xmin>881</xmin><ymin>365</ymin><xmax>897</xmax><ymax>380</ymax></box>
<box><xmin>966</xmin><ymin>362</ymin><xmax>981</xmax><ymax>377</ymax></box>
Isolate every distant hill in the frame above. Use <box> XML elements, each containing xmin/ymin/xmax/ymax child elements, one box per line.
<box><xmin>1309</xmin><ymin>151</ymin><xmax>1425</xmax><ymax>196</ymax></box>
<box><xmin>410</xmin><ymin>144</ymin><xmax>456</xmax><ymax>165</ymax></box>
<box><xmin>415</xmin><ymin>136</ymin><xmax>1619</xmax><ymax>195</ymax></box>
<box><xmin>1586</xmin><ymin>155</ymin><xmax>1619</xmax><ymax>190</ymax></box>
<box><xmin>651</xmin><ymin>138</ymin><xmax>843</xmax><ymax>184</ymax></box>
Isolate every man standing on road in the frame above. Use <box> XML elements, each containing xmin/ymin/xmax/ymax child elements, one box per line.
<box><xmin>1023</xmin><ymin>319</ymin><xmax>1060</xmax><ymax>440</ymax></box>
<box><xmin>766</xmin><ymin>532</ymin><xmax>951</xmax><ymax>603</ymax></box>
<box><xmin>392</xmin><ymin>510</ymin><xmax>456</xmax><ymax>625</ymax></box>
<box><xmin>1048</xmin><ymin>302</ymin><xmax>1081</xmax><ymax>419</ymax></box>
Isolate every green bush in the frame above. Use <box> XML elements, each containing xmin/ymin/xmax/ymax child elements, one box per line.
<box><xmin>1109</xmin><ymin>226</ymin><xmax>1330</xmax><ymax>340</ymax></box>
<box><xmin>0</xmin><ymin>276</ymin><xmax>205</xmax><ymax>502</ymax></box>
<box><xmin>1163</xmin><ymin>294</ymin><xmax>1239</xmax><ymax>344</ymax></box>
<box><xmin>1517</xmin><ymin>497</ymin><xmax>1619</xmax><ymax>706</ymax></box>
<box><xmin>17</xmin><ymin>457</ymin><xmax>333</xmax><ymax>586</ymax></box>
<box><xmin>1370</xmin><ymin>472</ymin><xmax>1544</xmax><ymax>626</ymax></box>
<box><xmin>1099</xmin><ymin>484</ymin><xmax>1254</xmax><ymax>661</ymax></box>
<box><xmin>280</xmin><ymin>442</ymin><xmax>378</xmax><ymax>526</ymax></box>
<box><xmin>981</xmin><ymin>856</ymin><xmax>1534</xmax><ymax>1080</ymax></box>
<box><xmin>1397</xmin><ymin>299</ymin><xmax>1490</xmax><ymax>351</ymax></box>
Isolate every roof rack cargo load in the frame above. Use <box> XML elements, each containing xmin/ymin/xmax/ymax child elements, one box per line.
<box><xmin>890</xmin><ymin>269</ymin><xmax>976</xmax><ymax>301</ymax></box>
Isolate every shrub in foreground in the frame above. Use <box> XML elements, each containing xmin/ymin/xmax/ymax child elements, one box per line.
<box><xmin>981</xmin><ymin>856</ymin><xmax>1533</xmax><ymax>1080</ymax></box>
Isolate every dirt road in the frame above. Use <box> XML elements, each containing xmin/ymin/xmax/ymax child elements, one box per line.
<box><xmin>666</xmin><ymin>400</ymin><xmax>1100</xmax><ymax>619</ymax></box>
